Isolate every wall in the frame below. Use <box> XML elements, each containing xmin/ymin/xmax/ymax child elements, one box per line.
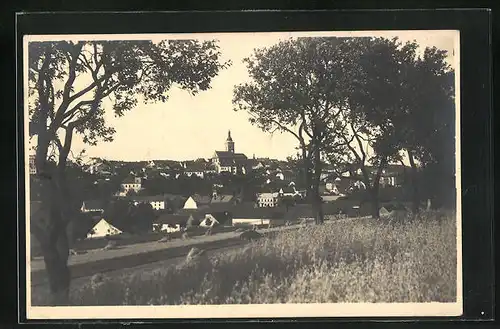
<box><xmin>232</xmin><ymin>218</ymin><xmax>270</xmax><ymax>226</ymax></box>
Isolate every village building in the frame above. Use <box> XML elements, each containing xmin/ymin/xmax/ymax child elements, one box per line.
<box><xmin>211</xmin><ymin>193</ymin><xmax>239</xmax><ymax>204</ymax></box>
<box><xmin>153</xmin><ymin>214</ymin><xmax>193</xmax><ymax>233</ymax></box>
<box><xmin>129</xmin><ymin>195</ymin><xmax>168</xmax><ymax>210</ymax></box>
<box><xmin>257</xmin><ymin>192</ymin><xmax>280</xmax><ymax>208</ymax></box>
<box><xmin>29</xmin><ymin>154</ymin><xmax>36</xmax><ymax>175</ymax></box>
<box><xmin>119</xmin><ymin>176</ymin><xmax>142</xmax><ymax>196</ymax></box>
<box><xmin>80</xmin><ymin>200</ymin><xmax>105</xmax><ymax>214</ymax></box>
<box><xmin>183</xmin><ymin>194</ymin><xmax>212</xmax><ymax>210</ymax></box>
<box><xmin>212</xmin><ymin>130</ymin><xmax>250</xmax><ymax>174</ymax></box>
<box><xmin>231</xmin><ymin>203</ymin><xmax>286</xmax><ymax>227</ymax></box>
<box><xmin>86</xmin><ymin>219</ymin><xmax>122</xmax><ymax>239</ymax></box>
<box><xmin>182</xmin><ymin>160</ymin><xmax>215</xmax><ymax>179</ymax></box>
<box><xmin>278</xmin><ymin>186</ymin><xmax>298</xmax><ymax>198</ymax></box>
<box><xmin>275</xmin><ymin>169</ymin><xmax>296</xmax><ymax>182</ymax></box>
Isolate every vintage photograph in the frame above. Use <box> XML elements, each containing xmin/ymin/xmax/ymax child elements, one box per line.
<box><xmin>24</xmin><ymin>30</ymin><xmax>461</xmax><ymax>319</ymax></box>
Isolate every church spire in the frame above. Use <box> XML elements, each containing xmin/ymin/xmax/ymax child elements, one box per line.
<box><xmin>225</xmin><ymin>130</ymin><xmax>235</xmax><ymax>153</ymax></box>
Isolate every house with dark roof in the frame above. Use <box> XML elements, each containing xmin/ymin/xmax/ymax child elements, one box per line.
<box><xmin>275</xmin><ymin>170</ymin><xmax>296</xmax><ymax>182</ymax></box>
<box><xmin>278</xmin><ymin>186</ymin><xmax>297</xmax><ymax>197</ymax></box>
<box><xmin>182</xmin><ymin>160</ymin><xmax>210</xmax><ymax>178</ymax></box>
<box><xmin>118</xmin><ymin>176</ymin><xmax>142</xmax><ymax>196</ymax></box>
<box><xmin>212</xmin><ymin>130</ymin><xmax>251</xmax><ymax>174</ymax></box>
<box><xmin>129</xmin><ymin>195</ymin><xmax>168</xmax><ymax>210</ymax></box>
<box><xmin>200</xmin><ymin>206</ymin><xmax>233</xmax><ymax>227</ymax></box>
<box><xmin>80</xmin><ymin>200</ymin><xmax>105</xmax><ymax>214</ymax></box>
<box><xmin>230</xmin><ymin>203</ymin><xmax>286</xmax><ymax>226</ymax></box>
<box><xmin>153</xmin><ymin>214</ymin><xmax>194</xmax><ymax>233</ymax></box>
<box><xmin>211</xmin><ymin>193</ymin><xmax>240</xmax><ymax>205</ymax></box>
<box><xmin>183</xmin><ymin>194</ymin><xmax>212</xmax><ymax>209</ymax></box>
<box><xmin>257</xmin><ymin>192</ymin><xmax>280</xmax><ymax>208</ymax></box>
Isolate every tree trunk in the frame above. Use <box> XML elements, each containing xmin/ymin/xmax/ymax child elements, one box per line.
<box><xmin>40</xmin><ymin>223</ymin><xmax>71</xmax><ymax>305</ymax></box>
<box><xmin>32</xmin><ymin>176</ymin><xmax>71</xmax><ymax>306</ymax></box>
<box><xmin>312</xmin><ymin>143</ymin><xmax>324</xmax><ymax>225</ymax></box>
<box><xmin>366</xmin><ymin>158</ymin><xmax>386</xmax><ymax>220</ymax></box>
<box><xmin>407</xmin><ymin>149</ymin><xmax>420</xmax><ymax>217</ymax></box>
<box><xmin>369</xmin><ymin>187</ymin><xmax>380</xmax><ymax>219</ymax></box>
<box><xmin>311</xmin><ymin>179</ymin><xmax>324</xmax><ymax>225</ymax></box>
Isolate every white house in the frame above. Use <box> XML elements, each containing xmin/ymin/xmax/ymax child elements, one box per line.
<box><xmin>29</xmin><ymin>154</ymin><xmax>36</xmax><ymax>175</ymax></box>
<box><xmin>231</xmin><ymin>204</ymin><xmax>286</xmax><ymax>226</ymax></box>
<box><xmin>185</xmin><ymin>170</ymin><xmax>205</xmax><ymax>179</ymax></box>
<box><xmin>119</xmin><ymin>176</ymin><xmax>142</xmax><ymax>195</ymax></box>
<box><xmin>257</xmin><ymin>192</ymin><xmax>280</xmax><ymax>208</ymax></box>
<box><xmin>183</xmin><ymin>161</ymin><xmax>208</xmax><ymax>178</ymax></box>
<box><xmin>153</xmin><ymin>214</ymin><xmax>193</xmax><ymax>233</ymax></box>
<box><xmin>86</xmin><ymin>219</ymin><xmax>122</xmax><ymax>239</ymax></box>
<box><xmin>130</xmin><ymin>195</ymin><xmax>167</xmax><ymax>210</ymax></box>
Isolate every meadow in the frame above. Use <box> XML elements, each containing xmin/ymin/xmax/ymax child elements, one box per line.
<box><xmin>53</xmin><ymin>210</ymin><xmax>458</xmax><ymax>305</ymax></box>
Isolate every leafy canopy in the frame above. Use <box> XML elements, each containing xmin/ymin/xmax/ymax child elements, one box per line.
<box><xmin>29</xmin><ymin>39</ymin><xmax>231</xmax><ymax>149</ymax></box>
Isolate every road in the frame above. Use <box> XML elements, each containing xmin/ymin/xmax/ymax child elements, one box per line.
<box><xmin>29</xmin><ymin>217</ymin><xmax>369</xmax><ymax>295</ymax></box>
<box><xmin>30</xmin><ymin>223</ymin><xmax>307</xmax><ymax>273</ymax></box>
<box><xmin>30</xmin><ymin>243</ymin><xmax>245</xmax><ymax>304</ymax></box>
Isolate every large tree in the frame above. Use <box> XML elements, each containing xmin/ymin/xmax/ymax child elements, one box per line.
<box><xmin>339</xmin><ymin>38</ymin><xmax>455</xmax><ymax>215</ymax></box>
<box><xmin>401</xmin><ymin>47</ymin><xmax>455</xmax><ymax>211</ymax></box>
<box><xmin>28</xmin><ymin>39</ymin><xmax>230</xmax><ymax>304</ymax></box>
<box><xmin>233</xmin><ymin>37</ymin><xmax>358</xmax><ymax>224</ymax></box>
<box><xmin>326</xmin><ymin>37</ymin><xmax>416</xmax><ymax>218</ymax></box>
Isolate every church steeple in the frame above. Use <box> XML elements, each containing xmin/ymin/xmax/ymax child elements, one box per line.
<box><xmin>225</xmin><ymin>130</ymin><xmax>235</xmax><ymax>153</ymax></box>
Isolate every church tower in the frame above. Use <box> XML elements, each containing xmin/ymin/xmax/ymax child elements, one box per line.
<box><xmin>225</xmin><ymin>130</ymin><xmax>235</xmax><ymax>153</ymax></box>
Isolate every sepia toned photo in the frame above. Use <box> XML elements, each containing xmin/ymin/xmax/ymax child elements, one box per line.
<box><xmin>24</xmin><ymin>30</ymin><xmax>461</xmax><ymax>319</ymax></box>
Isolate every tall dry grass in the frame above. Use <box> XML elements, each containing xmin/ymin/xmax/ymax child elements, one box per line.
<box><xmin>63</xmin><ymin>210</ymin><xmax>457</xmax><ymax>305</ymax></box>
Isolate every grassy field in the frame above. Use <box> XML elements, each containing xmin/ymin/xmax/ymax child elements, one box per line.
<box><xmin>51</xmin><ymin>210</ymin><xmax>457</xmax><ymax>305</ymax></box>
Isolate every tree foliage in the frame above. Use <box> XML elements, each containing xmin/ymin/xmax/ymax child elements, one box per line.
<box><xmin>233</xmin><ymin>37</ymin><xmax>360</xmax><ymax>224</ymax></box>
<box><xmin>28</xmin><ymin>38</ymin><xmax>230</xmax><ymax>304</ymax></box>
<box><xmin>235</xmin><ymin>36</ymin><xmax>455</xmax><ymax>219</ymax></box>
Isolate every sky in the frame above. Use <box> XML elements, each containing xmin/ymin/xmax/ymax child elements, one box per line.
<box><xmin>26</xmin><ymin>30</ymin><xmax>458</xmax><ymax>163</ymax></box>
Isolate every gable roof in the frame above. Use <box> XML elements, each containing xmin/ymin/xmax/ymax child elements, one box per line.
<box><xmin>184</xmin><ymin>162</ymin><xmax>208</xmax><ymax>172</ymax></box>
<box><xmin>154</xmin><ymin>214</ymin><xmax>191</xmax><ymax>226</ymax></box>
<box><xmin>214</xmin><ymin>152</ymin><xmax>249</xmax><ymax>167</ymax></box>
<box><xmin>215</xmin><ymin>151</ymin><xmax>248</xmax><ymax>159</ymax></box>
<box><xmin>211</xmin><ymin>194</ymin><xmax>235</xmax><ymax>203</ymax></box>
<box><xmin>280</xmin><ymin>186</ymin><xmax>295</xmax><ymax>194</ymax></box>
<box><xmin>191</xmin><ymin>194</ymin><xmax>212</xmax><ymax>205</ymax></box>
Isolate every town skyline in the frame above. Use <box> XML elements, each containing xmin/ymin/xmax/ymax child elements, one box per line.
<box><xmin>26</xmin><ymin>31</ymin><xmax>457</xmax><ymax>163</ymax></box>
